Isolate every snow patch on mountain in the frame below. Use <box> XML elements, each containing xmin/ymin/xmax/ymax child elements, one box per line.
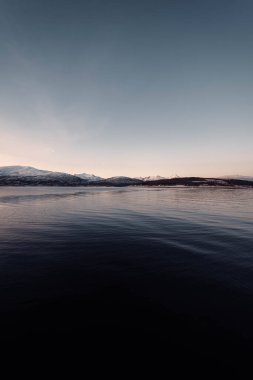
<box><xmin>75</xmin><ymin>173</ymin><xmax>104</xmax><ymax>182</ymax></box>
<box><xmin>136</xmin><ymin>175</ymin><xmax>166</xmax><ymax>181</ymax></box>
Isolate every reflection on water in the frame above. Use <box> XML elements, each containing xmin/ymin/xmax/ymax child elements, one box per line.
<box><xmin>0</xmin><ymin>186</ymin><xmax>253</xmax><ymax>363</ymax></box>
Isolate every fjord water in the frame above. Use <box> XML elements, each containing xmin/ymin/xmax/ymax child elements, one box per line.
<box><xmin>0</xmin><ymin>186</ymin><xmax>253</xmax><ymax>364</ymax></box>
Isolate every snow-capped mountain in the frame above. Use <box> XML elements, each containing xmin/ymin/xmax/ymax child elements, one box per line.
<box><xmin>0</xmin><ymin>166</ymin><xmax>86</xmax><ymax>186</ymax></box>
<box><xmin>75</xmin><ymin>173</ymin><xmax>104</xmax><ymax>182</ymax></box>
<box><xmin>0</xmin><ymin>165</ymin><xmax>68</xmax><ymax>177</ymax></box>
<box><xmin>0</xmin><ymin>166</ymin><xmax>143</xmax><ymax>186</ymax></box>
<box><xmin>136</xmin><ymin>175</ymin><xmax>166</xmax><ymax>182</ymax></box>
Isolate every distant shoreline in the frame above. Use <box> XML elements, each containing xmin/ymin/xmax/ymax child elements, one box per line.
<box><xmin>1</xmin><ymin>183</ymin><xmax>253</xmax><ymax>188</ymax></box>
<box><xmin>1</xmin><ymin>167</ymin><xmax>253</xmax><ymax>187</ymax></box>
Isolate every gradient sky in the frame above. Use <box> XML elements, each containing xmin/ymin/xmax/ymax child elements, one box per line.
<box><xmin>0</xmin><ymin>0</ymin><xmax>253</xmax><ymax>177</ymax></box>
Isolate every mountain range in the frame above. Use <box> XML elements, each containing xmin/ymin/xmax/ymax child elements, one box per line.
<box><xmin>0</xmin><ymin>166</ymin><xmax>253</xmax><ymax>187</ymax></box>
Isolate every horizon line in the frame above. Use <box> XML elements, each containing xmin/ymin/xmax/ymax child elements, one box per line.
<box><xmin>0</xmin><ymin>164</ymin><xmax>252</xmax><ymax>179</ymax></box>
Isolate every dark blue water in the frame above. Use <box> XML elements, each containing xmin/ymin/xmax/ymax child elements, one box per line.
<box><xmin>0</xmin><ymin>186</ymin><xmax>252</xmax><ymax>369</ymax></box>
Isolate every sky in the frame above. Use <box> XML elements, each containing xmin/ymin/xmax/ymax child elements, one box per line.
<box><xmin>0</xmin><ymin>0</ymin><xmax>253</xmax><ymax>177</ymax></box>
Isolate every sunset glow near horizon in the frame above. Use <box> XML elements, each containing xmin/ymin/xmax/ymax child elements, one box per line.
<box><xmin>1</xmin><ymin>0</ymin><xmax>253</xmax><ymax>178</ymax></box>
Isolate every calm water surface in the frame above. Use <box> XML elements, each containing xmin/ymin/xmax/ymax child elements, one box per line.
<box><xmin>0</xmin><ymin>186</ymin><xmax>253</xmax><ymax>363</ymax></box>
